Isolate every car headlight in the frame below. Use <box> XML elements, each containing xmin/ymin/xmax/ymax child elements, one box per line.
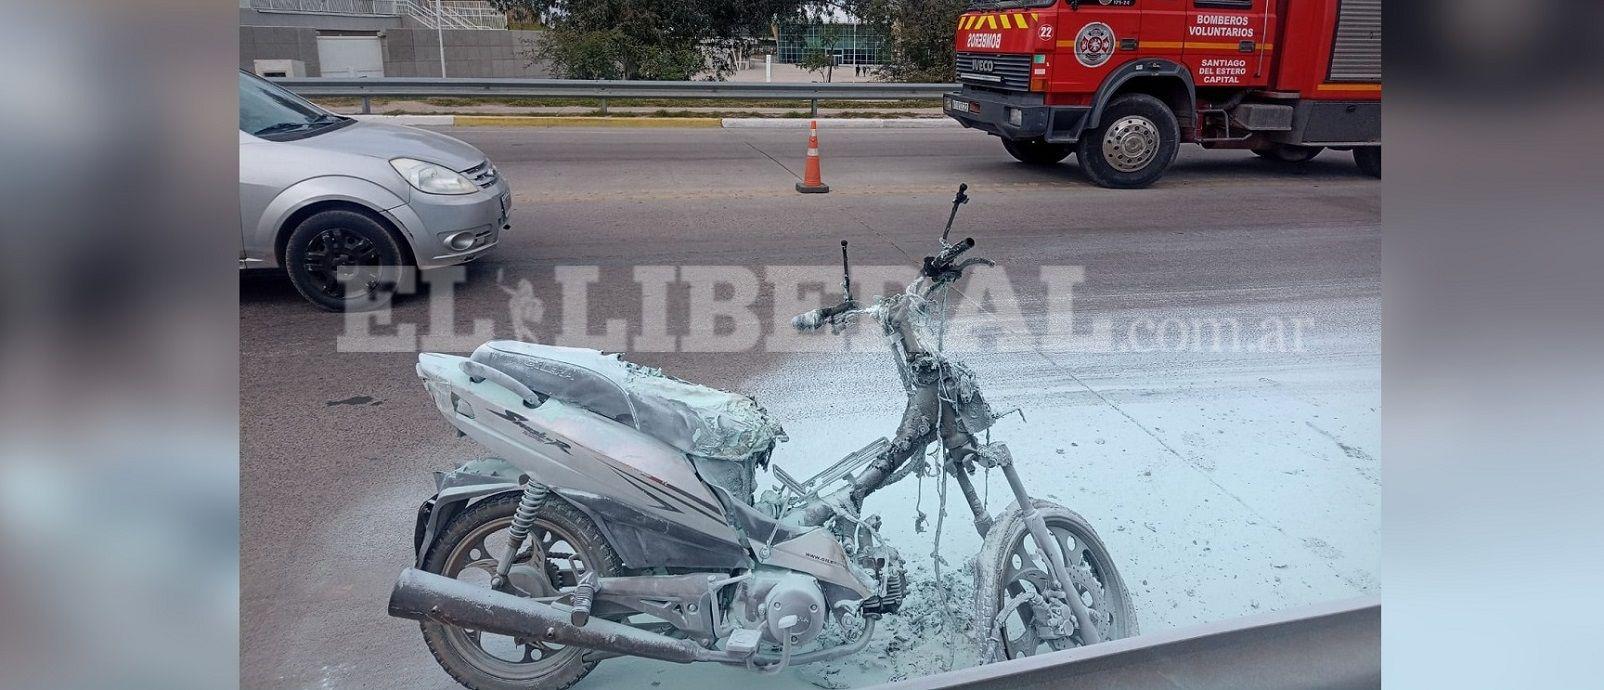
<box><xmin>390</xmin><ymin>157</ymin><xmax>479</xmax><ymax>195</ymax></box>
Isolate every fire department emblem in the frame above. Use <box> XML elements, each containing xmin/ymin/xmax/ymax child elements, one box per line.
<box><xmin>1074</xmin><ymin>22</ymin><xmax>1115</xmax><ymax>68</ymax></box>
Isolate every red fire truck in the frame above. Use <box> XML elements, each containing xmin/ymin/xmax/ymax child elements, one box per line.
<box><xmin>945</xmin><ymin>0</ymin><xmax>1381</xmax><ymax>188</ymax></box>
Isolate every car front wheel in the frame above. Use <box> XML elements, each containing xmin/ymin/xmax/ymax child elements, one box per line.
<box><xmin>283</xmin><ymin>208</ymin><xmax>405</xmax><ymax>312</ymax></box>
<box><xmin>1076</xmin><ymin>93</ymin><xmax>1180</xmax><ymax>189</ymax></box>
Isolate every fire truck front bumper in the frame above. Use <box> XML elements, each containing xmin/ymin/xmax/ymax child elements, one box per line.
<box><xmin>944</xmin><ymin>90</ymin><xmax>1090</xmax><ymax>144</ymax></box>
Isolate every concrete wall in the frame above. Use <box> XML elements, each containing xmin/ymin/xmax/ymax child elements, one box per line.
<box><xmin>240</xmin><ymin>22</ymin><xmax>551</xmax><ymax>78</ymax></box>
<box><xmin>240</xmin><ymin>25</ymin><xmax>322</xmax><ymax>75</ymax></box>
<box><xmin>381</xmin><ymin>29</ymin><xmax>550</xmax><ymax>78</ymax></box>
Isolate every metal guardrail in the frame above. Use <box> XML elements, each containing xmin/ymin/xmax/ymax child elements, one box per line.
<box><xmin>274</xmin><ymin>77</ymin><xmax>958</xmax><ymax>116</ymax></box>
<box><xmin>865</xmin><ymin>597</ymin><xmax>1380</xmax><ymax>690</ymax></box>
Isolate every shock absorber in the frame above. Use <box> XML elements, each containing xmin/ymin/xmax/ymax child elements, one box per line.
<box><xmin>491</xmin><ymin>479</ymin><xmax>550</xmax><ymax>590</ymax></box>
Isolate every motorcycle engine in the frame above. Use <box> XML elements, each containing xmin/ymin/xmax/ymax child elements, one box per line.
<box><xmin>838</xmin><ymin>515</ymin><xmax>908</xmax><ymax>616</ymax></box>
<box><xmin>736</xmin><ymin>571</ymin><xmax>828</xmax><ymax>647</ymax></box>
<box><xmin>857</xmin><ymin>544</ymin><xmax>908</xmax><ymax>615</ymax></box>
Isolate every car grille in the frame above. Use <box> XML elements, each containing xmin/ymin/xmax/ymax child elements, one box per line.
<box><xmin>956</xmin><ymin>52</ymin><xmax>1032</xmax><ymax>91</ymax></box>
<box><xmin>461</xmin><ymin>160</ymin><xmax>499</xmax><ymax>189</ymax></box>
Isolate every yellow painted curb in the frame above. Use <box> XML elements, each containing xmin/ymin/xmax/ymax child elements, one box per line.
<box><xmin>454</xmin><ymin>116</ymin><xmax>723</xmax><ymax>128</ymax></box>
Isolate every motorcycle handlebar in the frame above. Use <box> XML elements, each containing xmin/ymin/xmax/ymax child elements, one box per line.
<box><xmin>922</xmin><ymin>237</ymin><xmax>976</xmax><ymax>281</ymax></box>
<box><xmin>791</xmin><ymin>299</ymin><xmax>857</xmax><ymax>332</ymax></box>
<box><xmin>937</xmin><ymin>237</ymin><xmax>975</xmax><ymax>264</ymax></box>
<box><xmin>794</xmin><ymin>235</ymin><xmax>980</xmax><ymax>331</ymax></box>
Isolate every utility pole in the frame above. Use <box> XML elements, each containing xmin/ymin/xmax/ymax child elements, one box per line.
<box><xmin>435</xmin><ymin>0</ymin><xmax>447</xmax><ymax>77</ymax></box>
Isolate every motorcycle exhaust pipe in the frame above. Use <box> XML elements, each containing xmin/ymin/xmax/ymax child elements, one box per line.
<box><xmin>387</xmin><ymin>568</ymin><xmax>713</xmax><ymax>664</ymax></box>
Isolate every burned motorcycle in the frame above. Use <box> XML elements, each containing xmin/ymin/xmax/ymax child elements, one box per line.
<box><xmin>389</xmin><ymin>185</ymin><xmax>1136</xmax><ymax>690</ymax></box>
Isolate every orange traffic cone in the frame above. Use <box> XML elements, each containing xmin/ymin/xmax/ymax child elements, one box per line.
<box><xmin>796</xmin><ymin>120</ymin><xmax>830</xmax><ymax>194</ymax></box>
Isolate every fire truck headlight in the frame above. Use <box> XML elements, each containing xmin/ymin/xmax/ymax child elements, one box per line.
<box><xmin>1007</xmin><ymin>108</ymin><xmax>1024</xmax><ymax>127</ymax></box>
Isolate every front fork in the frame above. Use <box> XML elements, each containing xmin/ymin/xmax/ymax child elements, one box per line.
<box><xmin>950</xmin><ymin>445</ymin><xmax>1104</xmax><ymax>646</ymax></box>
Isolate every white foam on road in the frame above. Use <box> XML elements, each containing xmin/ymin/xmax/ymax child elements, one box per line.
<box><xmin>596</xmin><ymin>317</ymin><xmax>1378</xmax><ymax>689</ymax></box>
<box><xmin>748</xmin><ymin>300</ymin><xmax>1378</xmax><ymax>686</ymax></box>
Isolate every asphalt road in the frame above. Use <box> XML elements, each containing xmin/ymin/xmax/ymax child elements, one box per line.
<box><xmin>240</xmin><ymin>126</ymin><xmax>1380</xmax><ymax>689</ymax></box>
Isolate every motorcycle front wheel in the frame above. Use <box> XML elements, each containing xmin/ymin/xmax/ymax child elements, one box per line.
<box><xmin>973</xmin><ymin>499</ymin><xmax>1137</xmax><ymax>661</ymax></box>
<box><xmin>420</xmin><ymin>492</ymin><xmax>625</xmax><ymax>690</ymax></box>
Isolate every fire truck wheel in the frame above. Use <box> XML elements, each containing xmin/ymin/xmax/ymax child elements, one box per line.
<box><xmin>1003</xmin><ymin>139</ymin><xmax>1073</xmax><ymax>165</ymax></box>
<box><xmin>1076</xmin><ymin>94</ymin><xmax>1179</xmax><ymax>189</ymax></box>
<box><xmin>1353</xmin><ymin>147</ymin><xmax>1381</xmax><ymax>178</ymax></box>
<box><xmin>1253</xmin><ymin>144</ymin><xmax>1324</xmax><ymax>163</ymax></box>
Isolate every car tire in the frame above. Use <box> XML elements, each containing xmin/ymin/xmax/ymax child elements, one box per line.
<box><xmin>1252</xmin><ymin>144</ymin><xmax>1324</xmax><ymax>163</ymax></box>
<box><xmin>1076</xmin><ymin>93</ymin><xmax>1179</xmax><ymax>189</ymax></box>
<box><xmin>1353</xmin><ymin>146</ymin><xmax>1381</xmax><ymax>178</ymax></box>
<box><xmin>283</xmin><ymin>208</ymin><xmax>406</xmax><ymax>312</ymax></box>
<box><xmin>1003</xmin><ymin>138</ymin><xmax>1073</xmax><ymax>165</ymax></box>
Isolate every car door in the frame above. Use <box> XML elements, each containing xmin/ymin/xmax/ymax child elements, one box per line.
<box><xmin>1051</xmin><ymin>1</ymin><xmax>1144</xmax><ymax>94</ymax></box>
<box><xmin>1183</xmin><ymin>0</ymin><xmax>1275</xmax><ymax>87</ymax></box>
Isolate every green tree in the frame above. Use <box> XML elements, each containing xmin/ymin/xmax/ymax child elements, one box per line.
<box><xmin>491</xmin><ymin>0</ymin><xmax>813</xmax><ymax>80</ymax></box>
<box><xmin>845</xmin><ymin>0</ymin><xmax>967</xmax><ymax>82</ymax></box>
<box><xmin>797</xmin><ymin>25</ymin><xmax>844</xmax><ymax>82</ymax></box>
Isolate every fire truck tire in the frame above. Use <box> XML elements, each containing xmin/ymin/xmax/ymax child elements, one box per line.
<box><xmin>1075</xmin><ymin>94</ymin><xmax>1179</xmax><ymax>189</ymax></box>
<box><xmin>1253</xmin><ymin>144</ymin><xmax>1324</xmax><ymax>163</ymax></box>
<box><xmin>1003</xmin><ymin>139</ymin><xmax>1073</xmax><ymax>165</ymax></box>
<box><xmin>1353</xmin><ymin>147</ymin><xmax>1381</xmax><ymax>178</ymax></box>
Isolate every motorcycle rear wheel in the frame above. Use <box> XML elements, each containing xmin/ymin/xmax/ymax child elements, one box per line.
<box><xmin>420</xmin><ymin>493</ymin><xmax>625</xmax><ymax>690</ymax></box>
<box><xmin>973</xmin><ymin>499</ymin><xmax>1137</xmax><ymax>661</ymax></box>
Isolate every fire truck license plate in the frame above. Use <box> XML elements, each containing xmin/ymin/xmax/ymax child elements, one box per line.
<box><xmin>949</xmin><ymin>98</ymin><xmax>979</xmax><ymax>114</ymax></box>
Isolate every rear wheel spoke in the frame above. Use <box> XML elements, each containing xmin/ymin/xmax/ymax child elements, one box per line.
<box><xmin>439</xmin><ymin>513</ymin><xmax>598</xmax><ymax>671</ymax></box>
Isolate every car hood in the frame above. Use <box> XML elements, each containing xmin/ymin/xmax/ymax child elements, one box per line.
<box><xmin>306</xmin><ymin>120</ymin><xmax>486</xmax><ymax>171</ymax></box>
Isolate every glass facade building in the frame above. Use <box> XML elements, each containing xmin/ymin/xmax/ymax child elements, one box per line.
<box><xmin>774</xmin><ymin>21</ymin><xmax>889</xmax><ymax>65</ymax></box>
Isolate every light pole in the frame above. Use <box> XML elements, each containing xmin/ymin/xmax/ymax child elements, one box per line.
<box><xmin>436</xmin><ymin>0</ymin><xmax>447</xmax><ymax>77</ymax></box>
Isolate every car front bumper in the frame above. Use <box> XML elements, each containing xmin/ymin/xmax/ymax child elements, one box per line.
<box><xmin>387</xmin><ymin>177</ymin><xmax>513</xmax><ymax>270</ymax></box>
<box><xmin>944</xmin><ymin>89</ymin><xmax>1091</xmax><ymax>144</ymax></box>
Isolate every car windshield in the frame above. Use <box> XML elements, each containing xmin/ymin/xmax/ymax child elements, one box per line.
<box><xmin>239</xmin><ymin>71</ymin><xmax>348</xmax><ymax>140</ymax></box>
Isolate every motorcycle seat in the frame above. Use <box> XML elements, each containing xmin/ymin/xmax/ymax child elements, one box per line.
<box><xmin>469</xmin><ymin>341</ymin><xmax>786</xmax><ymax>461</ymax></box>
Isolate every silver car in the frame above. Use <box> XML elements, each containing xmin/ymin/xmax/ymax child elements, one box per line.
<box><xmin>239</xmin><ymin>70</ymin><xmax>510</xmax><ymax>310</ymax></box>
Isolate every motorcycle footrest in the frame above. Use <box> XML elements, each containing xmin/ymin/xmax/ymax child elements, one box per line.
<box><xmin>570</xmin><ymin>572</ymin><xmax>597</xmax><ymax>626</ymax></box>
<box><xmin>723</xmin><ymin>628</ymin><xmax>762</xmax><ymax>657</ymax></box>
